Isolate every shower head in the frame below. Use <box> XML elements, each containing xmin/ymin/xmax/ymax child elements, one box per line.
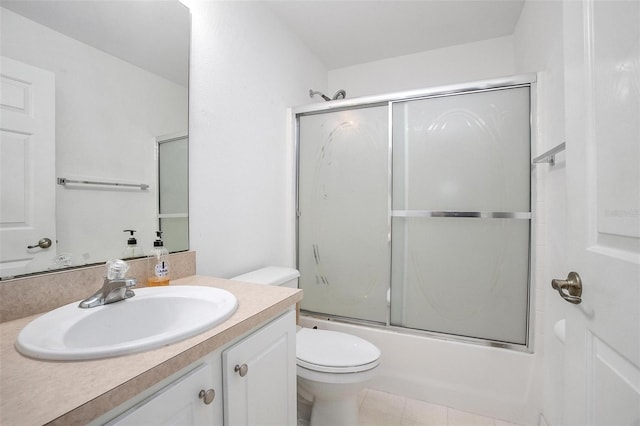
<box><xmin>332</xmin><ymin>90</ymin><xmax>346</xmax><ymax>100</ymax></box>
<box><xmin>309</xmin><ymin>89</ymin><xmax>347</xmax><ymax>102</ymax></box>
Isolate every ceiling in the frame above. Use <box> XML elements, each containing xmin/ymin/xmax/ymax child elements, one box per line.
<box><xmin>1</xmin><ymin>0</ymin><xmax>190</xmax><ymax>86</ymax></box>
<box><xmin>264</xmin><ymin>0</ymin><xmax>526</xmax><ymax>69</ymax></box>
<box><xmin>2</xmin><ymin>0</ymin><xmax>526</xmax><ymax>81</ymax></box>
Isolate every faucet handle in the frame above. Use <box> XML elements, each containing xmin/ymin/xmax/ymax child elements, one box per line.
<box><xmin>106</xmin><ymin>259</ymin><xmax>130</xmax><ymax>280</ymax></box>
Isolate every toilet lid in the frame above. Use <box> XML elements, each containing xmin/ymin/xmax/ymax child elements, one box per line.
<box><xmin>296</xmin><ymin>328</ymin><xmax>381</xmax><ymax>373</ymax></box>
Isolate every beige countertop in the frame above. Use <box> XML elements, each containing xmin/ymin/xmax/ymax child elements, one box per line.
<box><xmin>0</xmin><ymin>275</ymin><xmax>302</xmax><ymax>425</ymax></box>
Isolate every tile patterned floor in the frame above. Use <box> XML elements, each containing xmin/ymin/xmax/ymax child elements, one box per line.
<box><xmin>357</xmin><ymin>389</ymin><xmax>520</xmax><ymax>426</ymax></box>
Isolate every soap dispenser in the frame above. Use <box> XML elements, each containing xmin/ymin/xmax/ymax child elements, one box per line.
<box><xmin>147</xmin><ymin>230</ymin><xmax>170</xmax><ymax>286</ymax></box>
<box><xmin>122</xmin><ymin>229</ymin><xmax>143</xmax><ymax>259</ymax></box>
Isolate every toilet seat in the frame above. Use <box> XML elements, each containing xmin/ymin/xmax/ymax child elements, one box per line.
<box><xmin>297</xmin><ymin>358</ymin><xmax>380</xmax><ymax>374</ymax></box>
<box><xmin>296</xmin><ymin>328</ymin><xmax>381</xmax><ymax>374</ymax></box>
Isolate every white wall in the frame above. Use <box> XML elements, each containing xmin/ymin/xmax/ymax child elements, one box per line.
<box><xmin>185</xmin><ymin>1</ymin><xmax>327</xmax><ymax>278</ymax></box>
<box><xmin>512</xmin><ymin>1</ymin><xmax>566</xmax><ymax>425</ymax></box>
<box><xmin>328</xmin><ymin>36</ymin><xmax>516</xmax><ymax>97</ymax></box>
<box><xmin>1</xmin><ymin>8</ymin><xmax>187</xmax><ymax>266</ymax></box>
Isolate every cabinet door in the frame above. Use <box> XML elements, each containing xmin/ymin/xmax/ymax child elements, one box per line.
<box><xmin>107</xmin><ymin>361</ymin><xmax>222</xmax><ymax>426</ymax></box>
<box><xmin>223</xmin><ymin>310</ymin><xmax>297</xmax><ymax>426</ymax></box>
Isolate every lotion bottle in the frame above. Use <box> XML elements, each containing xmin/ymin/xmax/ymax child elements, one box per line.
<box><xmin>122</xmin><ymin>229</ymin><xmax>143</xmax><ymax>259</ymax></box>
<box><xmin>147</xmin><ymin>231</ymin><xmax>170</xmax><ymax>286</ymax></box>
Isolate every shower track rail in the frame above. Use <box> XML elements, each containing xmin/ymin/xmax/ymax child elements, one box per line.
<box><xmin>391</xmin><ymin>210</ymin><xmax>531</xmax><ymax>219</ymax></box>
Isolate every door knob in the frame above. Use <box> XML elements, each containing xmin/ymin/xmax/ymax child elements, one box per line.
<box><xmin>27</xmin><ymin>238</ymin><xmax>52</xmax><ymax>249</ymax></box>
<box><xmin>551</xmin><ymin>272</ymin><xmax>582</xmax><ymax>304</ymax></box>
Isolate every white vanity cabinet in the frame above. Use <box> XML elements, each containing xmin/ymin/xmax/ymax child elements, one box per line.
<box><xmin>105</xmin><ymin>354</ymin><xmax>223</xmax><ymax>426</ymax></box>
<box><xmin>97</xmin><ymin>310</ymin><xmax>296</xmax><ymax>426</ymax></box>
<box><xmin>223</xmin><ymin>309</ymin><xmax>297</xmax><ymax>426</ymax></box>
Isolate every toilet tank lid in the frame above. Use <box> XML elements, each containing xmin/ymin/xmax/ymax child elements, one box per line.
<box><xmin>231</xmin><ymin>266</ymin><xmax>300</xmax><ymax>286</ymax></box>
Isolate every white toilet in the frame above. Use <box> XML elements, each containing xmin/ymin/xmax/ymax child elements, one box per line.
<box><xmin>232</xmin><ymin>267</ymin><xmax>381</xmax><ymax>426</ymax></box>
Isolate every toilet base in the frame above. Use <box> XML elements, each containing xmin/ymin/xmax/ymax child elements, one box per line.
<box><xmin>297</xmin><ymin>363</ymin><xmax>378</xmax><ymax>426</ymax></box>
<box><xmin>297</xmin><ymin>392</ymin><xmax>312</xmax><ymax>424</ymax></box>
<box><xmin>309</xmin><ymin>394</ymin><xmax>359</xmax><ymax>426</ymax></box>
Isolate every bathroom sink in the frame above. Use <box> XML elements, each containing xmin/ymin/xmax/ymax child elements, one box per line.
<box><xmin>15</xmin><ymin>286</ymin><xmax>238</xmax><ymax>361</ymax></box>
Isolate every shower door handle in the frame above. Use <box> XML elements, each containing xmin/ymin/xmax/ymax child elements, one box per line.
<box><xmin>551</xmin><ymin>272</ymin><xmax>582</xmax><ymax>304</ymax></box>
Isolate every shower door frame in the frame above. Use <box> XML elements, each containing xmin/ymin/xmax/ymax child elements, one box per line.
<box><xmin>293</xmin><ymin>74</ymin><xmax>538</xmax><ymax>352</ymax></box>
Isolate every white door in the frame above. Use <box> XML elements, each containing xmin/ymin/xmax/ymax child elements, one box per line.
<box><xmin>0</xmin><ymin>56</ymin><xmax>56</xmax><ymax>277</ymax></box>
<box><xmin>561</xmin><ymin>1</ymin><xmax>640</xmax><ymax>424</ymax></box>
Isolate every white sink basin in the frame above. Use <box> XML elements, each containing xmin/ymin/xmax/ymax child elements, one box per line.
<box><xmin>15</xmin><ymin>286</ymin><xmax>238</xmax><ymax>361</ymax></box>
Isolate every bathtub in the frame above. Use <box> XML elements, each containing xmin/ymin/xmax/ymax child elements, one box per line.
<box><xmin>299</xmin><ymin>315</ymin><xmax>541</xmax><ymax>426</ymax></box>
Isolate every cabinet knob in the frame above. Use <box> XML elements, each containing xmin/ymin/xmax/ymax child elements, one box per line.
<box><xmin>234</xmin><ymin>363</ymin><xmax>248</xmax><ymax>377</ymax></box>
<box><xmin>198</xmin><ymin>388</ymin><xmax>215</xmax><ymax>405</ymax></box>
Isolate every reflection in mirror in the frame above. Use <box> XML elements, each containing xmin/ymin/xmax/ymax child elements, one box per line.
<box><xmin>157</xmin><ymin>133</ymin><xmax>189</xmax><ymax>252</ymax></box>
<box><xmin>0</xmin><ymin>1</ymin><xmax>190</xmax><ymax>279</ymax></box>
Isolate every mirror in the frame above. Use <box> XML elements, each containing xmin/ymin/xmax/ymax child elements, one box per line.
<box><xmin>0</xmin><ymin>1</ymin><xmax>190</xmax><ymax>278</ymax></box>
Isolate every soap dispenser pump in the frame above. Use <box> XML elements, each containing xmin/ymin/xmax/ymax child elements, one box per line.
<box><xmin>147</xmin><ymin>230</ymin><xmax>170</xmax><ymax>286</ymax></box>
<box><xmin>122</xmin><ymin>229</ymin><xmax>143</xmax><ymax>259</ymax></box>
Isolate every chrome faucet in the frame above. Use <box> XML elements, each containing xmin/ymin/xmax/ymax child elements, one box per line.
<box><xmin>79</xmin><ymin>276</ymin><xmax>137</xmax><ymax>308</ymax></box>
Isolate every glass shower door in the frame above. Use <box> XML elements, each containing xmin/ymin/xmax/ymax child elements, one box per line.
<box><xmin>390</xmin><ymin>87</ymin><xmax>532</xmax><ymax>344</ymax></box>
<box><xmin>298</xmin><ymin>106</ymin><xmax>389</xmax><ymax>323</ymax></box>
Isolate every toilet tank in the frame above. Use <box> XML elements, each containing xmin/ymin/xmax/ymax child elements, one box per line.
<box><xmin>231</xmin><ymin>267</ymin><xmax>299</xmax><ymax>289</ymax></box>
